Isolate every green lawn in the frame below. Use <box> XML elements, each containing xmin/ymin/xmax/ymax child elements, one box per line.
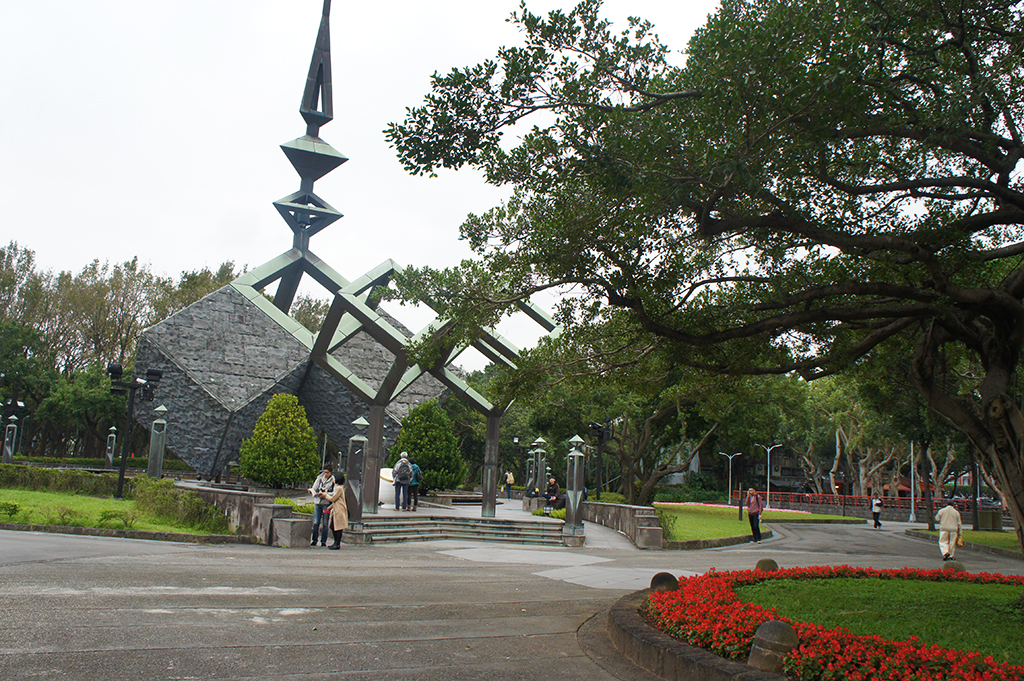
<box><xmin>735</xmin><ymin>577</ymin><xmax>1024</xmax><ymax>665</ymax></box>
<box><xmin>654</xmin><ymin>503</ymin><xmax>853</xmax><ymax>542</ymax></box>
<box><xmin>0</xmin><ymin>488</ymin><xmax>229</xmax><ymax>534</ymax></box>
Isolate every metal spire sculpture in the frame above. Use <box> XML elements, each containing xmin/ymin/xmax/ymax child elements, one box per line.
<box><xmin>272</xmin><ymin>0</ymin><xmax>347</xmax><ymax>310</ymax></box>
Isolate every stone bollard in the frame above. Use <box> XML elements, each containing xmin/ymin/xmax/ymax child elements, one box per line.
<box><xmin>755</xmin><ymin>558</ymin><xmax>779</xmax><ymax>572</ymax></box>
<box><xmin>944</xmin><ymin>560</ymin><xmax>966</xmax><ymax>573</ymax></box>
<box><xmin>650</xmin><ymin>572</ymin><xmax>678</xmax><ymax>592</ymax></box>
<box><xmin>747</xmin><ymin>620</ymin><xmax>798</xmax><ymax>673</ymax></box>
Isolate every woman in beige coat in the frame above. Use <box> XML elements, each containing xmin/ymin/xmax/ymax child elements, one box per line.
<box><xmin>325</xmin><ymin>473</ymin><xmax>349</xmax><ymax>550</ymax></box>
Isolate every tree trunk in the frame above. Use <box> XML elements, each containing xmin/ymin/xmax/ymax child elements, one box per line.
<box><xmin>912</xmin><ymin>328</ymin><xmax>1024</xmax><ymax>552</ymax></box>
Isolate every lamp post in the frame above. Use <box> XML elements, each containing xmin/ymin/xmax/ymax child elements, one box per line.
<box><xmin>720</xmin><ymin>452</ymin><xmax>742</xmax><ymax>506</ymax></box>
<box><xmin>909</xmin><ymin>441</ymin><xmax>917</xmax><ymax>522</ymax></box>
<box><xmin>146</xmin><ymin>405</ymin><xmax>168</xmax><ymax>478</ymax></box>
<box><xmin>756</xmin><ymin>443</ymin><xmax>781</xmax><ymax>508</ymax></box>
<box><xmin>107</xmin><ymin>364</ymin><xmax>163</xmax><ymax>499</ymax></box>
<box><xmin>563</xmin><ymin>435</ymin><xmax>586</xmax><ymax>543</ymax></box>
<box><xmin>348</xmin><ymin>416</ymin><xmax>369</xmax><ymax>530</ymax></box>
<box><xmin>3</xmin><ymin>415</ymin><xmax>17</xmax><ymax>464</ymax></box>
<box><xmin>531</xmin><ymin>438</ymin><xmax>547</xmax><ymax>497</ymax></box>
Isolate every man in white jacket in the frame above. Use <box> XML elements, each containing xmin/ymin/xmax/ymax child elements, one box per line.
<box><xmin>935</xmin><ymin>501</ymin><xmax>963</xmax><ymax>561</ymax></box>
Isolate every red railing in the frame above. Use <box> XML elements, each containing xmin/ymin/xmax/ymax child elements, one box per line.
<box><xmin>731</xmin><ymin>490</ymin><xmax>1010</xmax><ymax>518</ymax></box>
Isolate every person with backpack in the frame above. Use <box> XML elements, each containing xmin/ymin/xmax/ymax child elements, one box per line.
<box><xmin>392</xmin><ymin>452</ymin><xmax>414</xmax><ymax>511</ymax></box>
<box><xmin>408</xmin><ymin>458</ymin><xmax>423</xmax><ymax>511</ymax></box>
<box><xmin>503</xmin><ymin>470</ymin><xmax>515</xmax><ymax>500</ymax></box>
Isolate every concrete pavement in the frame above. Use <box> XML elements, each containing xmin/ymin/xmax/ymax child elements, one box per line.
<box><xmin>1</xmin><ymin>504</ymin><xmax>1020</xmax><ymax>681</ymax></box>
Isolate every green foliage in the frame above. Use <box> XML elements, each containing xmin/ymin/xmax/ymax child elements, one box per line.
<box><xmin>237</xmin><ymin>394</ymin><xmax>319</xmax><ymax>488</ymax></box>
<box><xmin>386</xmin><ymin>0</ymin><xmax>1024</xmax><ymax>542</ymax></box>
<box><xmin>735</xmin><ymin>578</ymin><xmax>1024</xmax><ymax>665</ymax></box>
<box><xmin>47</xmin><ymin>505</ymin><xmax>84</xmax><ymax>526</ymax></box>
<box><xmin>0</xmin><ymin>500</ymin><xmax>20</xmax><ymax>518</ymax></box>
<box><xmin>390</xmin><ymin>399</ymin><xmax>467</xmax><ymax>491</ymax></box>
<box><xmin>0</xmin><ymin>463</ymin><xmax>118</xmax><ymax>495</ymax></box>
<box><xmin>131</xmin><ymin>477</ymin><xmax>229</xmax><ymax>533</ymax></box>
<box><xmin>532</xmin><ymin>507</ymin><xmax>566</xmax><ymax>519</ymax></box>
<box><xmin>275</xmin><ymin>497</ymin><xmax>314</xmax><ymax>514</ymax></box>
<box><xmin>99</xmin><ymin>508</ymin><xmax>139</xmax><ymax>529</ymax></box>
<box><xmin>654</xmin><ymin>486</ymin><xmax>724</xmax><ymax>504</ymax></box>
<box><xmin>594</xmin><ymin>492</ymin><xmax>627</xmax><ymax>504</ymax></box>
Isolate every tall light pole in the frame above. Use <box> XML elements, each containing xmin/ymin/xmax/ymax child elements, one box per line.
<box><xmin>719</xmin><ymin>452</ymin><xmax>742</xmax><ymax>505</ymax></box>
<box><xmin>909</xmin><ymin>441</ymin><xmax>917</xmax><ymax>522</ymax></box>
<box><xmin>757</xmin><ymin>443</ymin><xmax>781</xmax><ymax>508</ymax></box>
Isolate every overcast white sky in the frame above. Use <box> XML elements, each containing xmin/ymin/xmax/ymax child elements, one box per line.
<box><xmin>1</xmin><ymin>0</ymin><xmax>719</xmax><ymax>369</ymax></box>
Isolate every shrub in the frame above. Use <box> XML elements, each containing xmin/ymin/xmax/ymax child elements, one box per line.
<box><xmin>0</xmin><ymin>463</ymin><xmax>118</xmax><ymax>496</ymax></box>
<box><xmin>389</xmin><ymin>400</ymin><xmax>466</xmax><ymax>491</ymax></box>
<box><xmin>237</xmin><ymin>394</ymin><xmax>319</xmax><ymax>488</ymax></box>
<box><xmin>592</xmin><ymin>491</ymin><xmax>627</xmax><ymax>504</ymax></box>
<box><xmin>532</xmin><ymin>507</ymin><xmax>566</xmax><ymax>519</ymax></box>
<box><xmin>99</xmin><ymin>508</ymin><xmax>139</xmax><ymax>529</ymax></box>
<box><xmin>132</xmin><ymin>477</ymin><xmax>229</xmax><ymax>533</ymax></box>
<box><xmin>47</xmin><ymin>506</ymin><xmax>84</xmax><ymax>526</ymax></box>
<box><xmin>0</xmin><ymin>500</ymin><xmax>20</xmax><ymax>518</ymax></box>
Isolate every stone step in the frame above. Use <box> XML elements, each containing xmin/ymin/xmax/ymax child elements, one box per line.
<box><xmin>355</xmin><ymin>515</ymin><xmax>567</xmax><ymax>545</ymax></box>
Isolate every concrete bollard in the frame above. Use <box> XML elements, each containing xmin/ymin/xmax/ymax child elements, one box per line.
<box><xmin>747</xmin><ymin>620</ymin><xmax>798</xmax><ymax>673</ymax></box>
<box><xmin>650</xmin><ymin>572</ymin><xmax>678</xmax><ymax>592</ymax></box>
<box><xmin>755</xmin><ymin>558</ymin><xmax>779</xmax><ymax>572</ymax></box>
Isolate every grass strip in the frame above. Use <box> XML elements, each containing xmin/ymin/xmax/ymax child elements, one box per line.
<box><xmin>0</xmin><ymin>488</ymin><xmax>230</xmax><ymax>535</ymax></box>
<box><xmin>654</xmin><ymin>502</ymin><xmax>852</xmax><ymax>542</ymax></box>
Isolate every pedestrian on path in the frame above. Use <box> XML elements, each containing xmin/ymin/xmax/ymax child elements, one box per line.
<box><xmin>393</xmin><ymin>452</ymin><xmax>413</xmax><ymax>511</ymax></box>
<box><xmin>935</xmin><ymin>500</ymin><xmax>963</xmax><ymax>561</ymax></box>
<box><xmin>745</xmin><ymin>488</ymin><xmax>764</xmax><ymax>543</ymax></box>
<box><xmin>871</xmin><ymin>494</ymin><xmax>883</xmax><ymax>528</ymax></box>
<box><xmin>308</xmin><ymin>467</ymin><xmax>335</xmax><ymax>547</ymax></box>
<box><xmin>325</xmin><ymin>472</ymin><xmax>348</xmax><ymax>549</ymax></box>
<box><xmin>503</xmin><ymin>470</ymin><xmax>515</xmax><ymax>500</ymax></box>
<box><xmin>409</xmin><ymin>458</ymin><xmax>422</xmax><ymax>511</ymax></box>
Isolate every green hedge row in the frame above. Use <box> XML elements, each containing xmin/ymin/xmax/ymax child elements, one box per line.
<box><xmin>0</xmin><ymin>464</ymin><xmax>124</xmax><ymax>496</ymax></box>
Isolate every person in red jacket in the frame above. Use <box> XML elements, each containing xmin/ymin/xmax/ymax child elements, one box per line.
<box><xmin>745</xmin><ymin>488</ymin><xmax>764</xmax><ymax>543</ymax></box>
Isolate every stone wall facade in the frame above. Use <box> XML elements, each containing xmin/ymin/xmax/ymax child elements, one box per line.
<box><xmin>136</xmin><ymin>284</ymin><xmax>446</xmax><ymax>479</ymax></box>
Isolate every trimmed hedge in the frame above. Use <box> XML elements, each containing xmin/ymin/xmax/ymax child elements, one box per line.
<box><xmin>0</xmin><ymin>464</ymin><xmax>122</xmax><ymax>496</ymax></box>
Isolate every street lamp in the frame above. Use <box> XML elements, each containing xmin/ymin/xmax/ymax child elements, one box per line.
<box><xmin>719</xmin><ymin>452</ymin><xmax>742</xmax><ymax>505</ymax></box>
<box><xmin>756</xmin><ymin>443</ymin><xmax>782</xmax><ymax>508</ymax></box>
<box><xmin>107</xmin><ymin>364</ymin><xmax>163</xmax><ymax>498</ymax></box>
<box><xmin>3</xmin><ymin>415</ymin><xmax>17</xmax><ymax>464</ymax></box>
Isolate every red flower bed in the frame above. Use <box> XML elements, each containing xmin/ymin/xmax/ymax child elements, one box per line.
<box><xmin>642</xmin><ymin>566</ymin><xmax>1024</xmax><ymax>680</ymax></box>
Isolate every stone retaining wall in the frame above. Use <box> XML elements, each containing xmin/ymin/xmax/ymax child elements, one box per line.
<box><xmin>608</xmin><ymin>590</ymin><xmax>786</xmax><ymax>681</ymax></box>
<box><xmin>581</xmin><ymin>501</ymin><xmax>663</xmax><ymax>549</ymax></box>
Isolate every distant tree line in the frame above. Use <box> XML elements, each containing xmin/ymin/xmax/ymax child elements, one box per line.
<box><xmin>0</xmin><ymin>241</ymin><xmax>329</xmax><ymax>462</ymax></box>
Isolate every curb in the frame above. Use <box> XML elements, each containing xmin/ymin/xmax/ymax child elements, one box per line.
<box><xmin>904</xmin><ymin>528</ymin><xmax>1024</xmax><ymax>561</ymax></box>
<box><xmin>663</xmin><ymin>529</ymin><xmax>774</xmax><ymax>551</ymax></box>
<box><xmin>607</xmin><ymin>590</ymin><xmax>786</xmax><ymax>681</ymax></box>
<box><xmin>0</xmin><ymin>522</ymin><xmax>256</xmax><ymax>544</ymax></box>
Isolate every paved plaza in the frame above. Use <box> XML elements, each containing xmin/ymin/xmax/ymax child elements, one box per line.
<box><xmin>1</xmin><ymin>502</ymin><xmax>1021</xmax><ymax>680</ymax></box>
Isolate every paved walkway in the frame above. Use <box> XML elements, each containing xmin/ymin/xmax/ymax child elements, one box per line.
<box><xmin>1</xmin><ymin>503</ymin><xmax>1020</xmax><ymax>681</ymax></box>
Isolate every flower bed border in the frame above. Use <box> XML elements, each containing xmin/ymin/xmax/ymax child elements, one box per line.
<box><xmin>642</xmin><ymin>566</ymin><xmax>1024</xmax><ymax>681</ymax></box>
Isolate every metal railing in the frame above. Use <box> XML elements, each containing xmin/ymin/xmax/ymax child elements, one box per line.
<box><xmin>732</xmin><ymin>490</ymin><xmax>1010</xmax><ymax>518</ymax></box>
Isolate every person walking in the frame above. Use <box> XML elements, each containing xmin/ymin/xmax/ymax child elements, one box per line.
<box><xmin>745</xmin><ymin>488</ymin><xmax>764</xmax><ymax>543</ymax></box>
<box><xmin>325</xmin><ymin>472</ymin><xmax>349</xmax><ymax>549</ymax></box>
<box><xmin>503</xmin><ymin>470</ymin><xmax>515</xmax><ymax>500</ymax></box>
<box><xmin>871</xmin><ymin>494</ymin><xmax>883</xmax><ymax>529</ymax></box>
<box><xmin>935</xmin><ymin>500</ymin><xmax>963</xmax><ymax>561</ymax></box>
<box><xmin>408</xmin><ymin>458</ymin><xmax>422</xmax><ymax>511</ymax></box>
<box><xmin>308</xmin><ymin>467</ymin><xmax>335</xmax><ymax>547</ymax></box>
<box><xmin>393</xmin><ymin>452</ymin><xmax>413</xmax><ymax>511</ymax></box>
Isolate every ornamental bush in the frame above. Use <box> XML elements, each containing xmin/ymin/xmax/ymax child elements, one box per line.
<box><xmin>389</xmin><ymin>399</ymin><xmax>466</xmax><ymax>492</ymax></box>
<box><xmin>237</xmin><ymin>394</ymin><xmax>318</xmax><ymax>488</ymax></box>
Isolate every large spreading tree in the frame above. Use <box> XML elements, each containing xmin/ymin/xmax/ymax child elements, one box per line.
<box><xmin>386</xmin><ymin>0</ymin><xmax>1024</xmax><ymax>544</ymax></box>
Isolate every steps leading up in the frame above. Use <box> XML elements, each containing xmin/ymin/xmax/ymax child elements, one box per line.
<box><xmin>349</xmin><ymin>514</ymin><xmax>567</xmax><ymax>546</ymax></box>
